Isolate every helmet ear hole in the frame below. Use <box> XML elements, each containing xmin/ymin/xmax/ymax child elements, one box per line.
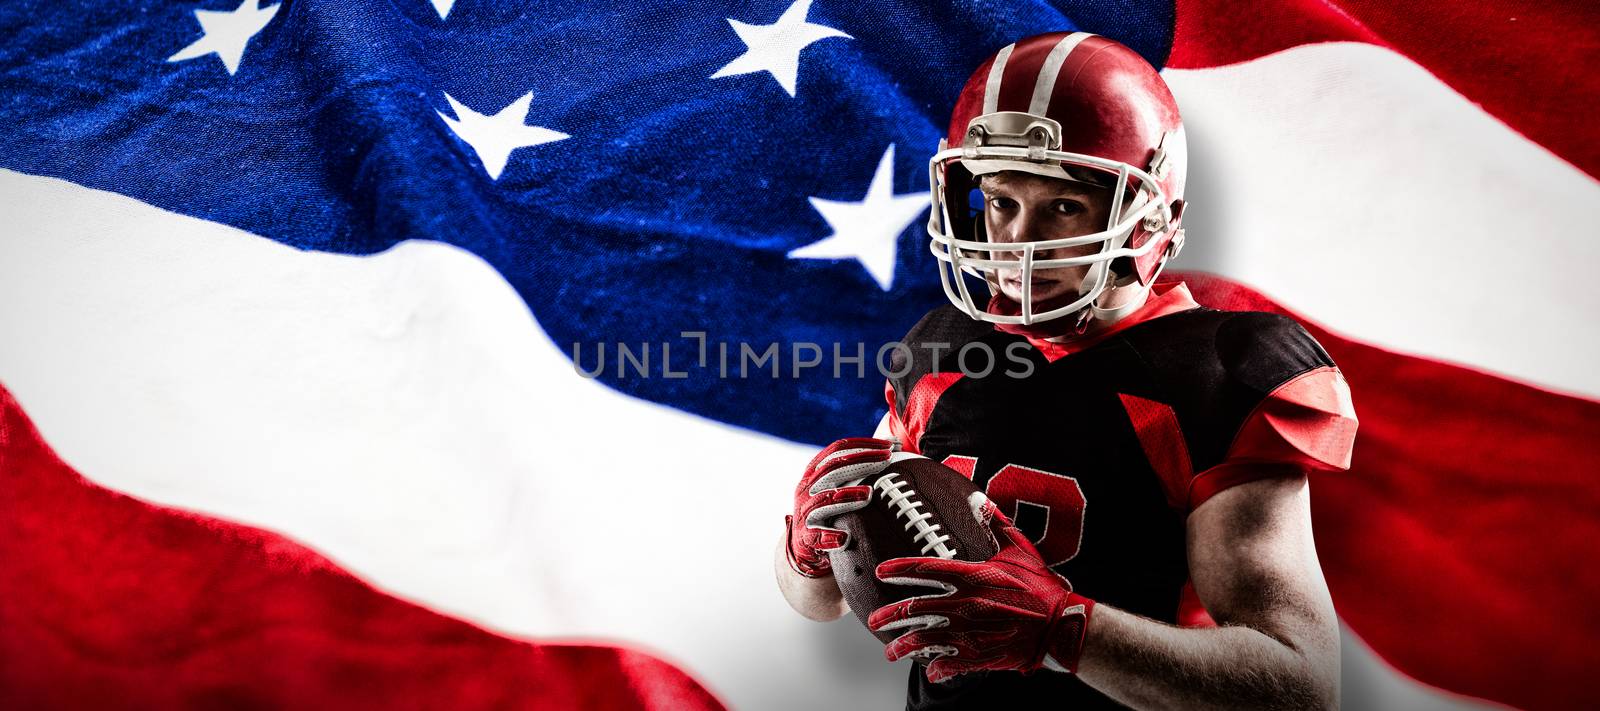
<box><xmin>1109</xmin><ymin>256</ymin><xmax>1136</xmax><ymax>281</ymax></box>
<box><xmin>966</xmin><ymin>186</ymin><xmax>987</xmax><ymax>243</ymax></box>
<box><xmin>943</xmin><ymin>162</ymin><xmax>982</xmax><ymax>242</ymax></box>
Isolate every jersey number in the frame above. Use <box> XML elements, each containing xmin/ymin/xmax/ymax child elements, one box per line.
<box><xmin>941</xmin><ymin>456</ymin><xmax>1085</xmax><ymax>567</ymax></box>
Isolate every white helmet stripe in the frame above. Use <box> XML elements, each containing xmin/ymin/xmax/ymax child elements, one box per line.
<box><xmin>981</xmin><ymin>43</ymin><xmax>1016</xmax><ymax>114</ymax></box>
<box><xmin>1029</xmin><ymin>32</ymin><xmax>1093</xmax><ymax>116</ymax></box>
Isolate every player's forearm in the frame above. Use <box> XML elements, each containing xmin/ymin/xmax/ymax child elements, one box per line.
<box><xmin>1073</xmin><ymin>603</ymin><xmax>1337</xmax><ymax>711</ymax></box>
<box><xmin>773</xmin><ymin>536</ymin><xmax>849</xmax><ymax>621</ymax></box>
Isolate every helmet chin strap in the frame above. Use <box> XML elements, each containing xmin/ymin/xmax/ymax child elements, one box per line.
<box><xmin>1045</xmin><ymin>273</ymin><xmax>1146</xmax><ymax>339</ymax></box>
<box><xmin>1094</xmin><ymin>231</ymin><xmax>1179</xmax><ymax>323</ymax></box>
<box><xmin>1089</xmin><ymin>273</ymin><xmax>1150</xmax><ymax>323</ymax></box>
<box><xmin>1060</xmin><ymin>241</ymin><xmax>1148</xmax><ymax>333</ymax></box>
<box><xmin>1085</xmin><ymin>222</ymin><xmax>1178</xmax><ymax>325</ymax></box>
<box><xmin>1060</xmin><ymin>259</ymin><xmax>1111</xmax><ymax>335</ymax></box>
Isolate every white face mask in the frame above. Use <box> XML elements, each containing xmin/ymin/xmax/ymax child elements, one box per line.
<box><xmin>925</xmin><ymin>113</ymin><xmax>1182</xmax><ymax>329</ymax></box>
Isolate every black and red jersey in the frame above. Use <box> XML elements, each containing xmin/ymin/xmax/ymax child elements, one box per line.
<box><xmin>882</xmin><ymin>282</ymin><xmax>1358</xmax><ymax>710</ymax></box>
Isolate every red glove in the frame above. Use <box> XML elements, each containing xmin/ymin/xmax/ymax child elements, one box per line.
<box><xmin>784</xmin><ymin>437</ymin><xmax>894</xmax><ymax>578</ymax></box>
<box><xmin>867</xmin><ymin>500</ymin><xmax>1094</xmax><ymax>683</ymax></box>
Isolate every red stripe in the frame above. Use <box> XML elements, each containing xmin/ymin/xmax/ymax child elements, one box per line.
<box><xmin>898</xmin><ymin>371</ymin><xmax>965</xmax><ymax>455</ymax></box>
<box><xmin>1190</xmin><ymin>366</ymin><xmax>1358</xmax><ymax>510</ymax></box>
<box><xmin>940</xmin><ymin>454</ymin><xmax>978</xmax><ymax>480</ymax></box>
<box><xmin>1178</xmin><ymin>271</ymin><xmax>1600</xmax><ymax>711</ymax></box>
<box><xmin>1046</xmin><ymin>35</ymin><xmax>1115</xmax><ymax>108</ymax></box>
<box><xmin>1117</xmin><ymin>393</ymin><xmax>1192</xmax><ymax>511</ymax></box>
<box><xmin>1222</xmin><ymin>366</ymin><xmax>1357</xmax><ymax>472</ymax></box>
<box><xmin>1188</xmin><ymin>460</ymin><xmax>1304</xmax><ymax>512</ymax></box>
<box><xmin>994</xmin><ymin>37</ymin><xmax>1054</xmax><ymax>113</ymax></box>
<box><xmin>0</xmin><ymin>385</ymin><xmax>723</xmax><ymax>710</ymax></box>
<box><xmin>884</xmin><ymin>379</ymin><xmax>911</xmax><ymax>445</ymax></box>
<box><xmin>1166</xmin><ymin>0</ymin><xmax>1600</xmax><ymax>180</ymax></box>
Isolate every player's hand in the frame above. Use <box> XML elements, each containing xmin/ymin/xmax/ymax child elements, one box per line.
<box><xmin>785</xmin><ymin>437</ymin><xmax>894</xmax><ymax>578</ymax></box>
<box><xmin>868</xmin><ymin>499</ymin><xmax>1095</xmax><ymax>683</ymax></box>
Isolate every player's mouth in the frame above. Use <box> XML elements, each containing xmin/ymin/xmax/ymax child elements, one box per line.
<box><xmin>998</xmin><ymin>272</ymin><xmax>1057</xmax><ymax>295</ymax></box>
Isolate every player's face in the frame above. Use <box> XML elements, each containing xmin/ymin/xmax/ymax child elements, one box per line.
<box><xmin>979</xmin><ymin>171</ymin><xmax>1114</xmax><ymax>304</ymax></box>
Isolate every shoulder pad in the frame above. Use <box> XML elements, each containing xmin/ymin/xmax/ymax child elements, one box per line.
<box><xmin>1215</xmin><ymin>312</ymin><xmax>1336</xmax><ymax>395</ymax></box>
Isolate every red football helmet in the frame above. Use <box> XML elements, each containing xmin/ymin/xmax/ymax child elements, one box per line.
<box><xmin>926</xmin><ymin>32</ymin><xmax>1187</xmax><ymax>337</ymax></box>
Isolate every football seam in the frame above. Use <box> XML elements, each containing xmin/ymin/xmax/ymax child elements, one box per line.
<box><xmin>873</xmin><ymin>473</ymin><xmax>958</xmax><ymax>559</ymax></box>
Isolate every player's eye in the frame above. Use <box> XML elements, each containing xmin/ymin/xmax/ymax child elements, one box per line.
<box><xmin>1053</xmin><ymin>200</ymin><xmax>1085</xmax><ymax>216</ymax></box>
<box><xmin>988</xmin><ymin>196</ymin><xmax>1017</xmax><ymax>210</ymax></box>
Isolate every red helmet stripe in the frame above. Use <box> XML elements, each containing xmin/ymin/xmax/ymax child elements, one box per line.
<box><xmin>1047</xmin><ymin>34</ymin><xmax>1119</xmax><ymax>113</ymax></box>
<box><xmin>1029</xmin><ymin>32</ymin><xmax>1093</xmax><ymax>116</ymax></box>
<box><xmin>981</xmin><ymin>43</ymin><xmax>1015</xmax><ymax>115</ymax></box>
<box><xmin>995</xmin><ymin>35</ymin><xmax>1065</xmax><ymax>113</ymax></box>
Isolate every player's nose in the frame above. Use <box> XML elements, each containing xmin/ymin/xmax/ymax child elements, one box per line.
<box><xmin>991</xmin><ymin>213</ymin><xmax>1041</xmax><ymax>258</ymax></box>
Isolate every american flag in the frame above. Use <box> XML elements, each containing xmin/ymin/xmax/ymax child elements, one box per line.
<box><xmin>1</xmin><ymin>0</ymin><xmax>1596</xmax><ymax>708</ymax></box>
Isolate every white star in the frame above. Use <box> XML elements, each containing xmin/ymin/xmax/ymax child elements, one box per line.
<box><xmin>789</xmin><ymin>145</ymin><xmax>929</xmax><ymax>291</ymax></box>
<box><xmin>710</xmin><ymin>0</ymin><xmax>850</xmax><ymax>97</ymax></box>
<box><xmin>436</xmin><ymin>92</ymin><xmax>569</xmax><ymax>181</ymax></box>
<box><xmin>167</xmin><ymin>0</ymin><xmax>281</xmax><ymax>76</ymax></box>
<box><xmin>430</xmin><ymin>0</ymin><xmax>454</xmax><ymax>20</ymax></box>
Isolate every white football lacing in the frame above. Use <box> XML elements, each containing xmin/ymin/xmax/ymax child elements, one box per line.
<box><xmin>874</xmin><ymin>473</ymin><xmax>957</xmax><ymax>558</ymax></box>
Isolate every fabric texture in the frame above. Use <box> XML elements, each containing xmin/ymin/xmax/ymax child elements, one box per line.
<box><xmin>0</xmin><ymin>385</ymin><xmax>722</xmax><ymax>710</ymax></box>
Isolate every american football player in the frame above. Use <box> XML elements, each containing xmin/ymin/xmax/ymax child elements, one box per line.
<box><xmin>775</xmin><ymin>32</ymin><xmax>1358</xmax><ymax>709</ymax></box>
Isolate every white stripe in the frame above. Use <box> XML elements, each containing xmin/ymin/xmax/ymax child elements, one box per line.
<box><xmin>1341</xmin><ymin>625</ymin><xmax>1502</xmax><ymax>710</ymax></box>
<box><xmin>981</xmin><ymin>42</ymin><xmax>1015</xmax><ymax>114</ymax></box>
<box><xmin>0</xmin><ymin>169</ymin><xmax>904</xmax><ymax>711</ymax></box>
<box><xmin>1163</xmin><ymin>42</ymin><xmax>1600</xmax><ymax>399</ymax></box>
<box><xmin>1029</xmin><ymin>32</ymin><xmax>1093</xmax><ymax>116</ymax></box>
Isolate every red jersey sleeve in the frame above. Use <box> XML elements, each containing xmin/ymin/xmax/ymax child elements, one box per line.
<box><xmin>1188</xmin><ymin>366</ymin><xmax>1359</xmax><ymax>511</ymax></box>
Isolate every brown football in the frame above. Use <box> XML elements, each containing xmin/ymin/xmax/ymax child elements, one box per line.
<box><xmin>827</xmin><ymin>454</ymin><xmax>998</xmax><ymax>644</ymax></box>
